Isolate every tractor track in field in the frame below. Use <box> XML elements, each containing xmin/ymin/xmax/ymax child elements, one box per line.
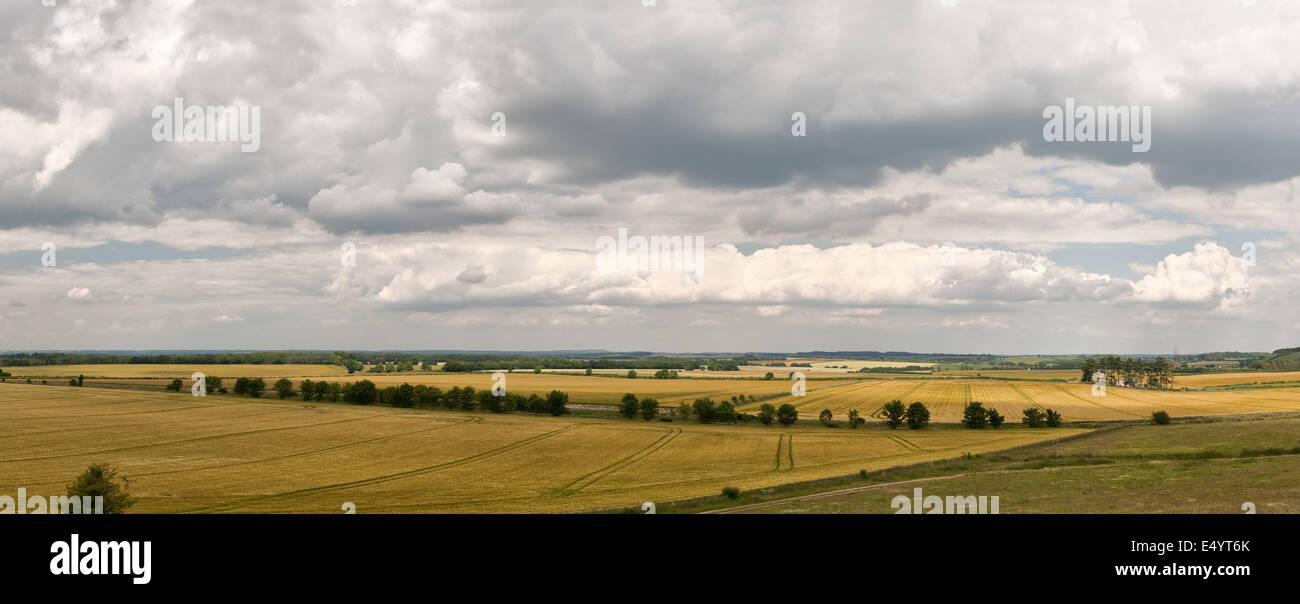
<box><xmin>1007</xmin><ymin>383</ymin><xmax>1043</xmax><ymax>410</ymax></box>
<box><xmin>702</xmin><ymin>474</ymin><xmax>977</xmax><ymax>513</ymax></box>
<box><xmin>703</xmin><ymin>452</ymin><xmax>1300</xmax><ymax>514</ymax></box>
<box><xmin>553</xmin><ymin>427</ymin><xmax>683</xmax><ymax>495</ymax></box>
<box><xmin>185</xmin><ymin>424</ymin><xmax>580</xmax><ymax>512</ymax></box>
<box><xmin>885</xmin><ymin>434</ymin><xmax>923</xmax><ymax>452</ymax></box>
<box><xmin>0</xmin><ymin>414</ymin><xmax>387</xmax><ymax>462</ymax></box>
<box><xmin>132</xmin><ymin>417</ymin><xmax>485</xmax><ymax>478</ymax></box>
<box><xmin>0</xmin><ymin>393</ymin><xmax>180</xmax><ymax>410</ymax></box>
<box><xmin>1053</xmin><ymin>385</ymin><xmax>1146</xmax><ymax>419</ymax></box>
<box><xmin>0</xmin><ymin>402</ymin><xmax>225</xmax><ymax>421</ymax></box>
<box><xmin>0</xmin><ymin>406</ymin><xmax>300</xmax><ymax>440</ymax></box>
<box><xmin>870</xmin><ymin>383</ymin><xmax>925</xmax><ymax>418</ymax></box>
<box><xmin>771</xmin><ymin>433</ymin><xmax>796</xmax><ymax>471</ymax></box>
<box><xmin>1099</xmin><ymin>387</ymin><xmax>1207</xmax><ymax>416</ymax></box>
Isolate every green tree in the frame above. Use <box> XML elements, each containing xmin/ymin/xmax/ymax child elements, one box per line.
<box><xmin>273</xmin><ymin>378</ymin><xmax>295</xmax><ymax>399</ymax></box>
<box><xmin>545</xmin><ymin>390</ymin><xmax>569</xmax><ymax>416</ymax></box>
<box><xmin>476</xmin><ymin>389</ymin><xmax>500</xmax><ymax>412</ymax></box>
<box><xmin>394</xmin><ymin>383</ymin><xmax>416</xmax><ymax>408</ymax></box>
<box><xmin>638</xmin><ymin>398</ymin><xmax>660</xmax><ymax>420</ymax></box>
<box><xmin>1021</xmin><ymin>407</ymin><xmax>1046</xmax><ymax>428</ymax></box>
<box><xmin>677</xmin><ymin>401</ymin><xmax>692</xmax><ymax>420</ymax></box>
<box><xmin>905</xmin><ymin>402</ymin><xmax>930</xmax><ymax>429</ymax></box>
<box><xmin>585</xmin><ymin>368</ymin><xmax>593</xmax><ymax>376</ymax></box>
<box><xmin>1044</xmin><ymin>408</ymin><xmax>1063</xmax><ymax>427</ymax></box>
<box><xmin>233</xmin><ymin>377</ymin><xmax>266</xmax><ymax>397</ymax></box>
<box><xmin>627</xmin><ymin>370</ymin><xmax>637</xmax><ymax>379</ymax></box>
<box><xmin>67</xmin><ymin>464</ymin><xmax>135</xmax><ymax>514</ymax></box>
<box><xmin>692</xmin><ymin>398</ymin><xmax>718</xmax><ymax>423</ymax></box>
<box><xmin>776</xmin><ymin>403</ymin><xmax>798</xmax><ymax>427</ymax></box>
<box><xmin>1151</xmin><ymin>410</ymin><xmax>1171</xmax><ymax>425</ymax></box>
<box><xmin>848</xmin><ymin>409</ymin><xmax>865</xmax><ymax>428</ymax></box>
<box><xmin>764</xmin><ymin>371</ymin><xmax>775</xmax><ymax>380</ymax></box>
<box><xmin>526</xmin><ymin>394</ymin><xmax>547</xmax><ymax>414</ymax></box>
<box><xmin>757</xmin><ymin>403</ymin><xmax>776</xmax><ymax>425</ymax></box>
<box><xmin>716</xmin><ymin>400</ymin><xmax>737</xmax><ymax>423</ymax></box>
<box><xmin>1080</xmin><ymin>358</ymin><xmax>1099</xmax><ymax>384</ymax></box>
<box><xmin>346</xmin><ymin>379</ymin><xmax>377</xmax><ymax>405</ymax></box>
<box><xmin>458</xmin><ymin>386</ymin><xmax>478</xmax><ymax>410</ymax></box>
<box><xmin>299</xmin><ymin>379</ymin><xmax>316</xmax><ymax>400</ymax></box>
<box><xmin>314</xmin><ymin>380</ymin><xmax>328</xmax><ymax>401</ymax></box>
<box><xmin>986</xmin><ymin>408</ymin><xmax>1005</xmax><ymax>428</ymax></box>
<box><xmin>619</xmin><ymin>393</ymin><xmax>640</xmax><ymax>418</ymax></box>
<box><xmin>165</xmin><ymin>378</ymin><xmax>183</xmax><ymax>392</ymax></box>
<box><xmin>962</xmin><ymin>402</ymin><xmax>988</xmax><ymax>428</ymax></box>
<box><xmin>882</xmin><ymin>399</ymin><xmax>906</xmax><ymax>428</ymax></box>
<box><xmin>818</xmin><ymin>408</ymin><xmax>834</xmax><ymax>427</ymax></box>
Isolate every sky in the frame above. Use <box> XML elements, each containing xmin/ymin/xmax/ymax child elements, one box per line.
<box><xmin>0</xmin><ymin>0</ymin><xmax>1297</xmax><ymax>355</ymax></box>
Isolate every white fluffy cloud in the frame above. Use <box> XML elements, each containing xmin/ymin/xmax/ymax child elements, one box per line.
<box><xmin>2</xmin><ymin>1</ymin><xmax>1299</xmax><ymax>352</ymax></box>
<box><xmin>1130</xmin><ymin>242</ymin><xmax>1252</xmax><ymax>309</ymax></box>
<box><xmin>307</xmin><ymin>162</ymin><xmax>520</xmax><ymax>233</ymax></box>
<box><xmin>368</xmin><ymin>241</ymin><xmax>1131</xmax><ymax>310</ymax></box>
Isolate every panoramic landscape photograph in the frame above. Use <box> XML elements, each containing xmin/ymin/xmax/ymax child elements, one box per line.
<box><xmin>1</xmin><ymin>0</ymin><xmax>1294</xmax><ymax>589</ymax></box>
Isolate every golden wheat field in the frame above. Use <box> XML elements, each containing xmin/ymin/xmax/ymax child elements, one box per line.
<box><xmin>0</xmin><ymin>382</ymin><xmax>1081</xmax><ymax>513</ymax></box>
<box><xmin>309</xmin><ymin>372</ymin><xmax>816</xmax><ymax>405</ymax></box>
<box><xmin>1171</xmin><ymin>371</ymin><xmax>1300</xmax><ymax>387</ymax></box>
<box><xmin>738</xmin><ymin>378</ymin><xmax>1300</xmax><ymax>421</ymax></box>
<box><xmin>930</xmin><ymin>369</ymin><xmax>1078</xmax><ymax>381</ymax></box>
<box><xmin>4</xmin><ymin>365</ymin><xmax>821</xmax><ymax>405</ymax></box>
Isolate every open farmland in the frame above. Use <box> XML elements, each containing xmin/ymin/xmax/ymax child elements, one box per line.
<box><xmin>1172</xmin><ymin>371</ymin><xmax>1300</xmax><ymax>388</ymax></box>
<box><xmin>6</xmin><ymin>367</ymin><xmax>841</xmax><ymax>405</ymax></box>
<box><xmin>0</xmin><ymin>382</ymin><xmax>1081</xmax><ymax>513</ymax></box>
<box><xmin>738</xmin><ymin>378</ymin><xmax>1300</xmax><ymax>421</ymax></box>
<box><xmin>711</xmin><ymin>416</ymin><xmax>1300</xmax><ymax>514</ymax></box>
<box><xmin>308</xmin><ymin>372</ymin><xmax>820</xmax><ymax>405</ymax></box>
<box><xmin>7</xmin><ymin>364</ymin><xmax>349</xmax><ymax>379</ymax></box>
<box><xmin>790</xmin><ymin>360</ymin><xmax>935</xmax><ymax>374</ymax></box>
<box><xmin>930</xmin><ymin>369</ymin><xmax>1078</xmax><ymax>381</ymax></box>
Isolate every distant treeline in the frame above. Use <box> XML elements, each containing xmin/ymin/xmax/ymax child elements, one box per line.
<box><xmin>748</xmin><ymin>351</ymin><xmax>1004</xmax><ymax>363</ymax></box>
<box><xmin>1080</xmin><ymin>356</ymin><xmax>1174</xmax><ymax>388</ymax></box>
<box><xmin>0</xmin><ymin>351</ymin><xmax>742</xmax><ymax>372</ymax></box>
<box><xmin>4</xmin><ymin>349</ymin><xmax>1290</xmax><ymax>373</ymax></box>
<box><xmin>440</xmin><ymin>358</ymin><xmax>741</xmax><ymax>372</ymax></box>
<box><xmin>1247</xmin><ymin>347</ymin><xmax>1300</xmax><ymax>371</ymax></box>
<box><xmin>856</xmin><ymin>366</ymin><xmax>932</xmax><ymax>374</ymax></box>
<box><xmin>1248</xmin><ymin>360</ymin><xmax>1300</xmax><ymax>372</ymax></box>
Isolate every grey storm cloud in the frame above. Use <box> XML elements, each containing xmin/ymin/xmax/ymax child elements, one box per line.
<box><xmin>456</xmin><ymin>265</ymin><xmax>488</xmax><ymax>284</ymax></box>
<box><xmin>2</xmin><ymin>1</ymin><xmax>1300</xmax><ymax>353</ymax></box>
<box><xmin>738</xmin><ymin>193</ymin><xmax>934</xmax><ymax>237</ymax></box>
<box><xmin>3</xmin><ymin>0</ymin><xmax>1300</xmax><ymax>234</ymax></box>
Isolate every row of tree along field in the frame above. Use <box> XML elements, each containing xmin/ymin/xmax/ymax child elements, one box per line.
<box><xmin>184</xmin><ymin>376</ymin><xmax>1079</xmax><ymax>430</ymax></box>
<box><xmin>174</xmin><ymin>377</ymin><xmax>574</xmax><ymax>416</ymax></box>
<box><xmin>1079</xmin><ymin>356</ymin><xmax>1175</xmax><ymax>388</ymax></box>
<box><xmin>155</xmin><ymin>377</ymin><xmax>1179</xmax><ymax>428</ymax></box>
